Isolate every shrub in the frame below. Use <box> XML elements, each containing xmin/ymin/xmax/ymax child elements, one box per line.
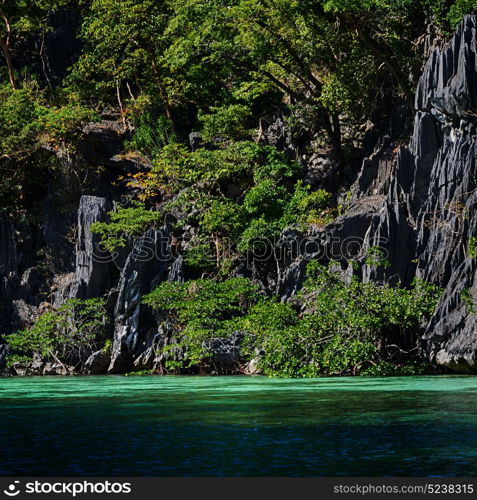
<box><xmin>243</xmin><ymin>180</ymin><xmax>290</xmax><ymax>218</ymax></box>
<box><xmin>282</xmin><ymin>181</ymin><xmax>333</xmax><ymax>227</ymax></box>
<box><xmin>199</xmin><ymin>104</ymin><xmax>252</xmax><ymax>141</ymax></box>
<box><xmin>237</xmin><ymin>216</ymin><xmax>282</xmax><ymax>253</ymax></box>
<box><xmin>39</xmin><ymin>103</ymin><xmax>97</xmax><ymax>144</ymax></box>
<box><xmin>125</xmin><ymin>113</ymin><xmax>176</xmax><ymax>156</ymax></box>
<box><xmin>200</xmin><ymin>198</ymin><xmax>246</xmax><ymax>238</ymax></box>
<box><xmin>127</xmin><ymin>141</ymin><xmax>299</xmax><ymax>200</ymax></box>
<box><xmin>6</xmin><ymin>298</ymin><xmax>108</xmax><ymax>367</ymax></box>
<box><xmin>184</xmin><ymin>235</ymin><xmax>216</xmax><ymax>272</ymax></box>
<box><xmin>143</xmin><ymin>278</ymin><xmax>261</xmax><ymax>370</ymax></box>
<box><xmin>90</xmin><ymin>202</ymin><xmax>161</xmax><ymax>252</ymax></box>
<box><xmin>143</xmin><ymin>267</ymin><xmax>442</xmax><ymax>377</ymax></box>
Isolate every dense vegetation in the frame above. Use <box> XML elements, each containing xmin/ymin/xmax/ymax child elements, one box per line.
<box><xmin>1</xmin><ymin>0</ymin><xmax>475</xmax><ymax>215</ymax></box>
<box><xmin>143</xmin><ymin>262</ymin><xmax>442</xmax><ymax>376</ymax></box>
<box><xmin>2</xmin><ymin>0</ymin><xmax>474</xmax><ymax>375</ymax></box>
<box><xmin>5</xmin><ymin>298</ymin><xmax>108</xmax><ymax>368</ymax></box>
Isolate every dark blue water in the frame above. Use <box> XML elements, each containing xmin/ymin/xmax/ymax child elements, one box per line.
<box><xmin>0</xmin><ymin>375</ymin><xmax>476</xmax><ymax>476</ymax></box>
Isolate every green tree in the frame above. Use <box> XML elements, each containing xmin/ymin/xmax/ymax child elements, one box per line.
<box><xmin>6</xmin><ymin>298</ymin><xmax>108</xmax><ymax>368</ymax></box>
<box><xmin>0</xmin><ymin>0</ymin><xmax>66</xmax><ymax>90</ymax></box>
<box><xmin>70</xmin><ymin>0</ymin><xmax>176</xmax><ymax>126</ymax></box>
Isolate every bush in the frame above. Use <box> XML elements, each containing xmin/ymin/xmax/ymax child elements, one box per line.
<box><xmin>200</xmin><ymin>198</ymin><xmax>246</xmax><ymax>238</ymax></box>
<box><xmin>143</xmin><ymin>278</ymin><xmax>261</xmax><ymax>370</ymax></box>
<box><xmin>39</xmin><ymin>103</ymin><xmax>97</xmax><ymax>144</ymax></box>
<box><xmin>0</xmin><ymin>82</ymin><xmax>44</xmax><ymax>158</ymax></box>
<box><xmin>143</xmin><ymin>267</ymin><xmax>442</xmax><ymax>377</ymax></box>
<box><xmin>282</xmin><ymin>181</ymin><xmax>333</xmax><ymax>227</ymax></box>
<box><xmin>6</xmin><ymin>298</ymin><xmax>108</xmax><ymax>367</ymax></box>
<box><xmin>125</xmin><ymin>113</ymin><xmax>176</xmax><ymax>156</ymax></box>
<box><xmin>90</xmin><ymin>202</ymin><xmax>161</xmax><ymax>252</ymax></box>
<box><xmin>243</xmin><ymin>180</ymin><xmax>290</xmax><ymax>218</ymax></box>
<box><xmin>448</xmin><ymin>0</ymin><xmax>477</xmax><ymax>27</ymax></box>
<box><xmin>237</xmin><ymin>216</ymin><xmax>282</xmax><ymax>253</ymax></box>
<box><xmin>184</xmin><ymin>235</ymin><xmax>216</xmax><ymax>272</ymax></box>
<box><xmin>199</xmin><ymin>104</ymin><xmax>252</xmax><ymax>141</ymax></box>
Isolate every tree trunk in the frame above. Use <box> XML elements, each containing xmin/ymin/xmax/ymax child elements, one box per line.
<box><xmin>0</xmin><ymin>38</ymin><xmax>15</xmax><ymax>90</ymax></box>
<box><xmin>0</xmin><ymin>8</ymin><xmax>16</xmax><ymax>90</ymax></box>
<box><xmin>151</xmin><ymin>60</ymin><xmax>177</xmax><ymax>134</ymax></box>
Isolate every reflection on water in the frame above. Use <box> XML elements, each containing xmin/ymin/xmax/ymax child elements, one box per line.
<box><xmin>0</xmin><ymin>375</ymin><xmax>476</xmax><ymax>476</ymax></box>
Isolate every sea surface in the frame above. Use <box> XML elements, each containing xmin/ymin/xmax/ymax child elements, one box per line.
<box><xmin>0</xmin><ymin>375</ymin><xmax>476</xmax><ymax>476</ymax></box>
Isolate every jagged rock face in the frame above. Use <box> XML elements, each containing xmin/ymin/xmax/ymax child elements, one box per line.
<box><xmin>69</xmin><ymin>195</ymin><xmax>113</xmax><ymax>300</ymax></box>
<box><xmin>0</xmin><ymin>344</ymin><xmax>10</xmax><ymax>371</ymax></box>
<box><xmin>275</xmin><ymin>16</ymin><xmax>477</xmax><ymax>371</ymax></box>
<box><xmin>108</xmin><ymin>228</ymin><xmax>170</xmax><ymax>373</ymax></box>
<box><xmin>413</xmin><ymin>16</ymin><xmax>477</xmax><ymax>371</ymax></box>
<box><xmin>3</xmin><ymin>18</ymin><xmax>477</xmax><ymax>377</ymax></box>
<box><xmin>0</xmin><ymin>218</ymin><xmax>17</xmax><ymax>335</ymax></box>
<box><xmin>353</xmin><ymin>16</ymin><xmax>477</xmax><ymax>371</ymax></box>
<box><xmin>0</xmin><ymin>217</ymin><xmax>17</xmax><ymax>277</ymax></box>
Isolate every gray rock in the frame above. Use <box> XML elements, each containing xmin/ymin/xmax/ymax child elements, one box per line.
<box><xmin>244</xmin><ymin>357</ymin><xmax>261</xmax><ymax>375</ymax></box>
<box><xmin>0</xmin><ymin>217</ymin><xmax>17</xmax><ymax>276</ymax></box>
<box><xmin>189</xmin><ymin>132</ymin><xmax>202</xmax><ymax>150</ymax></box>
<box><xmin>42</xmin><ymin>362</ymin><xmax>73</xmax><ymax>376</ymax></box>
<box><xmin>0</xmin><ymin>344</ymin><xmax>10</xmax><ymax>372</ymax></box>
<box><xmin>79</xmin><ymin>120</ymin><xmax>127</xmax><ymax>167</ymax></box>
<box><xmin>84</xmin><ymin>349</ymin><xmax>111</xmax><ymax>375</ymax></box>
<box><xmin>206</xmin><ymin>332</ymin><xmax>244</xmax><ymax>373</ymax></box>
<box><xmin>69</xmin><ymin>195</ymin><xmax>113</xmax><ymax>300</ymax></box>
<box><xmin>11</xmin><ymin>299</ymin><xmax>38</xmax><ymax>331</ymax></box>
<box><xmin>350</xmin><ymin>16</ymin><xmax>477</xmax><ymax>371</ymax></box>
<box><xmin>108</xmin><ymin>228</ymin><xmax>170</xmax><ymax>373</ymax></box>
<box><xmin>0</xmin><ymin>217</ymin><xmax>17</xmax><ymax>333</ymax></box>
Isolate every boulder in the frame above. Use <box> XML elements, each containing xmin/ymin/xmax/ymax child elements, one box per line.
<box><xmin>84</xmin><ymin>349</ymin><xmax>111</xmax><ymax>375</ymax></box>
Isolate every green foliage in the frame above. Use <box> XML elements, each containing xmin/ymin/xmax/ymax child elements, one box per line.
<box><xmin>244</xmin><ymin>180</ymin><xmax>290</xmax><ymax>218</ymax></box>
<box><xmin>125</xmin><ymin>114</ymin><xmax>176</xmax><ymax>156</ymax></box>
<box><xmin>253</xmin><ymin>265</ymin><xmax>441</xmax><ymax>377</ymax></box>
<box><xmin>6</xmin><ymin>298</ymin><xmax>107</xmax><ymax>367</ymax></box>
<box><xmin>200</xmin><ymin>199</ymin><xmax>245</xmax><ymax>238</ymax></box>
<box><xmin>124</xmin><ymin>369</ymin><xmax>154</xmax><ymax>376</ymax></box>
<box><xmin>0</xmin><ymin>0</ymin><xmax>67</xmax><ymax>89</ymax></box>
<box><xmin>0</xmin><ymin>0</ymin><xmax>468</xmax><ymax>379</ymax></box>
<box><xmin>448</xmin><ymin>0</ymin><xmax>477</xmax><ymax>27</ymax></box>
<box><xmin>183</xmin><ymin>235</ymin><xmax>216</xmax><ymax>272</ymax></box>
<box><xmin>148</xmin><ymin>141</ymin><xmax>265</xmax><ymax>192</ymax></box>
<box><xmin>143</xmin><ymin>278</ymin><xmax>261</xmax><ymax>369</ymax></box>
<box><xmin>237</xmin><ymin>216</ymin><xmax>281</xmax><ymax>253</ymax></box>
<box><xmin>144</xmin><ymin>278</ymin><xmax>260</xmax><ymax>326</ymax></box>
<box><xmin>0</xmin><ymin>82</ymin><xmax>96</xmax><ymax>214</ymax></box>
<box><xmin>468</xmin><ymin>236</ymin><xmax>477</xmax><ymax>258</ymax></box>
<box><xmin>360</xmin><ymin>360</ymin><xmax>436</xmax><ymax>376</ymax></box>
<box><xmin>40</xmin><ymin>103</ymin><xmax>98</xmax><ymax>143</ymax></box>
<box><xmin>0</xmin><ymin>83</ymin><xmax>44</xmax><ymax>158</ymax></box>
<box><xmin>90</xmin><ymin>202</ymin><xmax>160</xmax><ymax>252</ymax></box>
<box><xmin>461</xmin><ymin>288</ymin><xmax>476</xmax><ymax>315</ymax></box>
<box><xmin>365</xmin><ymin>246</ymin><xmax>391</xmax><ymax>269</ymax></box>
<box><xmin>252</xmin><ymin>147</ymin><xmax>301</xmax><ymax>184</ymax></box>
<box><xmin>283</xmin><ymin>181</ymin><xmax>333</xmax><ymax>227</ymax></box>
<box><xmin>69</xmin><ymin>0</ymin><xmax>174</xmax><ymax>108</ymax></box>
<box><xmin>102</xmin><ymin>338</ymin><xmax>113</xmax><ymax>354</ymax></box>
<box><xmin>199</xmin><ymin>104</ymin><xmax>252</xmax><ymax>141</ymax></box>
<box><xmin>144</xmin><ymin>268</ymin><xmax>441</xmax><ymax>376</ymax></box>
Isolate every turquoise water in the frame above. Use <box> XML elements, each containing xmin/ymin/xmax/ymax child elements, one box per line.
<box><xmin>1</xmin><ymin>375</ymin><xmax>477</xmax><ymax>476</ymax></box>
